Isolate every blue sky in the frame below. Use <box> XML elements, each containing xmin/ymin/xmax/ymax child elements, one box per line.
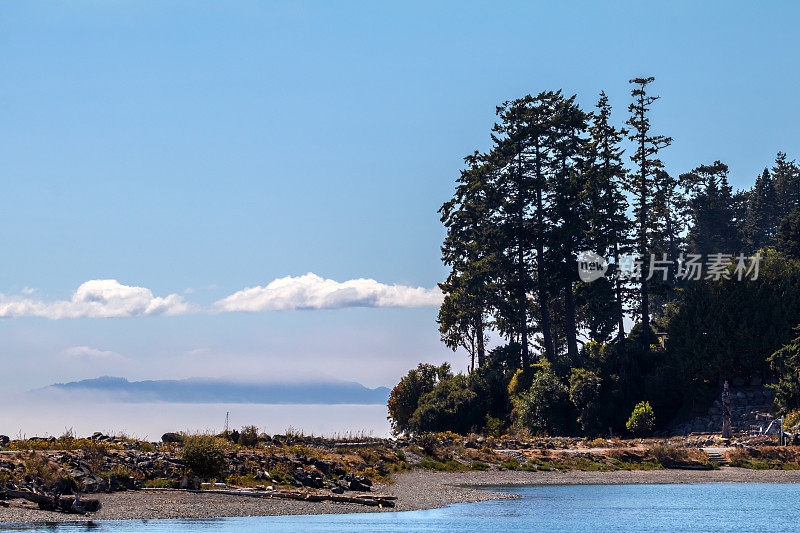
<box><xmin>0</xmin><ymin>1</ymin><xmax>798</xmax><ymax>392</ymax></box>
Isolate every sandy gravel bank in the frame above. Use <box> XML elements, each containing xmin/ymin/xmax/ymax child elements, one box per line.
<box><xmin>4</xmin><ymin>467</ymin><xmax>800</xmax><ymax>523</ymax></box>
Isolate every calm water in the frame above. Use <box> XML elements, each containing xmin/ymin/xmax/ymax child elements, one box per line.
<box><xmin>3</xmin><ymin>483</ymin><xmax>800</xmax><ymax>532</ymax></box>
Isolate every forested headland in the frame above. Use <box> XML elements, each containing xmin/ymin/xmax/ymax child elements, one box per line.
<box><xmin>388</xmin><ymin>77</ymin><xmax>800</xmax><ymax>438</ymax></box>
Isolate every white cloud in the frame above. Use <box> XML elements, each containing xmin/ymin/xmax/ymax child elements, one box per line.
<box><xmin>0</xmin><ymin>279</ymin><xmax>189</xmax><ymax>319</ymax></box>
<box><xmin>0</xmin><ymin>274</ymin><xmax>441</xmax><ymax>319</ymax></box>
<box><xmin>62</xmin><ymin>345</ymin><xmax>123</xmax><ymax>360</ymax></box>
<box><xmin>214</xmin><ymin>273</ymin><xmax>443</xmax><ymax>312</ymax></box>
<box><xmin>21</xmin><ymin>287</ymin><xmax>36</xmax><ymax>295</ymax></box>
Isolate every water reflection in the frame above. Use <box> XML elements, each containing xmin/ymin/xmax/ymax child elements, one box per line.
<box><xmin>6</xmin><ymin>483</ymin><xmax>800</xmax><ymax>533</ymax></box>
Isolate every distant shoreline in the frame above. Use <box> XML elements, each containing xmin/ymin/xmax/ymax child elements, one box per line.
<box><xmin>5</xmin><ymin>468</ymin><xmax>800</xmax><ymax>523</ymax></box>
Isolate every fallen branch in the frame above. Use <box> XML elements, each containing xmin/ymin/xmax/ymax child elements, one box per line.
<box><xmin>1</xmin><ymin>490</ymin><xmax>101</xmax><ymax>514</ymax></box>
<box><xmin>140</xmin><ymin>487</ymin><xmax>395</xmax><ymax>508</ymax></box>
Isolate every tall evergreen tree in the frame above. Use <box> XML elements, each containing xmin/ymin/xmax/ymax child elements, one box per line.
<box><xmin>773</xmin><ymin>152</ymin><xmax>800</xmax><ymax>223</ymax></box>
<box><xmin>683</xmin><ymin>161</ymin><xmax>740</xmax><ymax>256</ymax></box>
<box><xmin>649</xmin><ymin>168</ymin><xmax>689</xmax><ymax>303</ymax></box>
<box><xmin>490</xmin><ymin>93</ymin><xmax>564</xmax><ymax>366</ymax></box>
<box><xmin>548</xmin><ymin>93</ymin><xmax>590</xmax><ymax>359</ymax></box>
<box><xmin>776</xmin><ymin>208</ymin><xmax>800</xmax><ymax>260</ymax></box>
<box><xmin>491</xmin><ymin>97</ymin><xmax>540</xmax><ymax>367</ymax></box>
<box><xmin>625</xmin><ymin>77</ymin><xmax>672</xmax><ymax>336</ymax></box>
<box><xmin>582</xmin><ymin>92</ymin><xmax>630</xmax><ymax>340</ymax></box>
<box><xmin>742</xmin><ymin>168</ymin><xmax>778</xmax><ymax>252</ymax></box>
<box><xmin>524</xmin><ymin>93</ymin><xmax>560</xmax><ymax>363</ymax></box>
<box><xmin>438</xmin><ymin>153</ymin><xmax>497</xmax><ymax>370</ymax></box>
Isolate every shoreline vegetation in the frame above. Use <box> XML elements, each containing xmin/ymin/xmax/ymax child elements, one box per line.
<box><xmin>398</xmin><ymin>74</ymin><xmax>800</xmax><ymax>447</ymax></box>
<box><xmin>4</xmin><ymin>429</ymin><xmax>800</xmax><ymax>522</ymax></box>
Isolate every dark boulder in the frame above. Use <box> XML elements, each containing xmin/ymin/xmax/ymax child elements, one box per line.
<box><xmin>161</xmin><ymin>433</ymin><xmax>183</xmax><ymax>444</ymax></box>
<box><xmin>344</xmin><ymin>474</ymin><xmax>372</xmax><ymax>492</ymax></box>
<box><xmin>179</xmin><ymin>475</ymin><xmax>201</xmax><ymax>490</ymax></box>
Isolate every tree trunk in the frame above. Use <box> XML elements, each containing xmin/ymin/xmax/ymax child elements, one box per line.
<box><xmin>2</xmin><ymin>490</ymin><xmax>101</xmax><ymax>514</ymax></box>
<box><xmin>476</xmin><ymin>313</ymin><xmax>485</xmax><ymax>368</ymax></box>
<box><xmin>613</xmin><ymin>240</ymin><xmax>625</xmax><ymax>339</ymax></box>
<box><xmin>564</xmin><ymin>280</ymin><xmax>579</xmax><ymax>358</ymax></box>
<box><xmin>516</xmin><ymin>145</ymin><xmax>530</xmax><ymax>368</ymax></box>
<box><xmin>534</xmin><ymin>141</ymin><xmax>554</xmax><ymax>361</ymax></box>
<box><xmin>470</xmin><ymin>347</ymin><xmax>475</xmax><ymax>373</ymax></box>
<box><xmin>639</xmin><ymin>128</ymin><xmax>650</xmax><ymax>335</ymax></box>
<box><xmin>518</xmin><ymin>241</ymin><xmax>529</xmax><ymax>368</ymax></box>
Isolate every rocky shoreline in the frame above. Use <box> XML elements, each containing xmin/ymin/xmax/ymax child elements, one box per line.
<box><xmin>3</xmin><ymin>430</ymin><xmax>800</xmax><ymax>523</ymax></box>
<box><xmin>5</xmin><ymin>467</ymin><xmax>800</xmax><ymax>523</ymax></box>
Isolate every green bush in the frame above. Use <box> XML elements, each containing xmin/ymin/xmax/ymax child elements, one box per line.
<box><xmin>513</xmin><ymin>369</ymin><xmax>573</xmax><ymax>436</ymax></box>
<box><xmin>668</xmin><ymin>250</ymin><xmax>800</xmax><ymax>403</ymax></box>
<box><xmin>569</xmin><ymin>368</ymin><xmax>603</xmax><ymax>435</ymax></box>
<box><xmin>418</xmin><ymin>433</ymin><xmax>439</xmax><ymax>455</ymax></box>
<box><xmin>626</xmin><ymin>401</ymin><xmax>655</xmax><ymax>435</ymax></box>
<box><xmin>418</xmin><ymin>458</ymin><xmax>468</xmax><ymax>471</ymax></box>
<box><xmin>238</xmin><ymin>426</ymin><xmax>259</xmax><ymax>447</ymax></box>
<box><xmin>408</xmin><ymin>374</ymin><xmax>481</xmax><ymax>434</ymax></box>
<box><xmin>507</xmin><ymin>362</ymin><xmax>549</xmax><ymax>398</ymax></box>
<box><xmin>785</xmin><ymin>409</ymin><xmax>800</xmax><ymax>432</ymax></box>
<box><xmin>143</xmin><ymin>478</ymin><xmax>176</xmax><ymax>489</ymax></box>
<box><xmin>769</xmin><ymin>330</ymin><xmax>800</xmax><ymax>413</ymax></box>
<box><xmin>483</xmin><ymin>415</ymin><xmax>504</xmax><ymax>437</ymax></box>
<box><xmin>388</xmin><ymin>363</ymin><xmax>452</xmax><ymax>434</ymax></box>
<box><xmin>181</xmin><ymin>436</ymin><xmax>228</xmax><ymax>480</ymax></box>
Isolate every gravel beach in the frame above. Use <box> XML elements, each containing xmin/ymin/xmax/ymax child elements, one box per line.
<box><xmin>4</xmin><ymin>467</ymin><xmax>800</xmax><ymax>523</ymax></box>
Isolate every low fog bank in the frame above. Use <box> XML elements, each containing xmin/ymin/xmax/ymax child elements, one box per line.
<box><xmin>0</xmin><ymin>393</ymin><xmax>391</xmax><ymax>440</ymax></box>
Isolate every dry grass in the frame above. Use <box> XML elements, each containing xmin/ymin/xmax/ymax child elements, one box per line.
<box><xmin>727</xmin><ymin>446</ymin><xmax>800</xmax><ymax>469</ymax></box>
<box><xmin>21</xmin><ymin>451</ymin><xmax>62</xmax><ymax>486</ymax></box>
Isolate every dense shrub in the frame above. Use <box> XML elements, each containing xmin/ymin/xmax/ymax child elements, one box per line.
<box><xmin>768</xmin><ymin>329</ymin><xmax>800</xmax><ymax>414</ymax></box>
<box><xmin>569</xmin><ymin>368</ymin><xmax>603</xmax><ymax>435</ymax></box>
<box><xmin>649</xmin><ymin>444</ymin><xmax>690</xmax><ymax>466</ymax></box>
<box><xmin>514</xmin><ymin>369</ymin><xmax>573</xmax><ymax>436</ymax></box>
<box><xmin>408</xmin><ymin>374</ymin><xmax>481</xmax><ymax>434</ymax></box>
<box><xmin>667</xmin><ymin>250</ymin><xmax>800</xmax><ymax>399</ymax></box>
<box><xmin>483</xmin><ymin>415</ymin><xmax>504</xmax><ymax>437</ymax></box>
<box><xmin>181</xmin><ymin>436</ymin><xmax>228</xmax><ymax>480</ymax></box>
<box><xmin>507</xmin><ymin>362</ymin><xmax>549</xmax><ymax>398</ymax></box>
<box><xmin>79</xmin><ymin>440</ymin><xmax>109</xmax><ymax>472</ymax></box>
<box><xmin>388</xmin><ymin>363</ymin><xmax>451</xmax><ymax>434</ymax></box>
<box><xmin>238</xmin><ymin>426</ymin><xmax>259</xmax><ymax>447</ymax></box>
<box><xmin>784</xmin><ymin>409</ymin><xmax>800</xmax><ymax>432</ymax></box>
<box><xmin>467</xmin><ymin>361</ymin><xmax>512</xmax><ymax>420</ymax></box>
<box><xmin>626</xmin><ymin>401</ymin><xmax>655</xmax><ymax>435</ymax></box>
<box><xmin>23</xmin><ymin>452</ymin><xmax>60</xmax><ymax>487</ymax></box>
<box><xmin>417</xmin><ymin>433</ymin><xmax>439</xmax><ymax>456</ymax></box>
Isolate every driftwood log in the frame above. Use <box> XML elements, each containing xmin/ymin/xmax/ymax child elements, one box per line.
<box><xmin>141</xmin><ymin>487</ymin><xmax>396</xmax><ymax>508</ymax></box>
<box><xmin>0</xmin><ymin>490</ymin><xmax>101</xmax><ymax>514</ymax></box>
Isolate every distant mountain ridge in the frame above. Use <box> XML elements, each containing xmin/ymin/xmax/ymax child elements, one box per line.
<box><xmin>41</xmin><ymin>376</ymin><xmax>390</xmax><ymax>405</ymax></box>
